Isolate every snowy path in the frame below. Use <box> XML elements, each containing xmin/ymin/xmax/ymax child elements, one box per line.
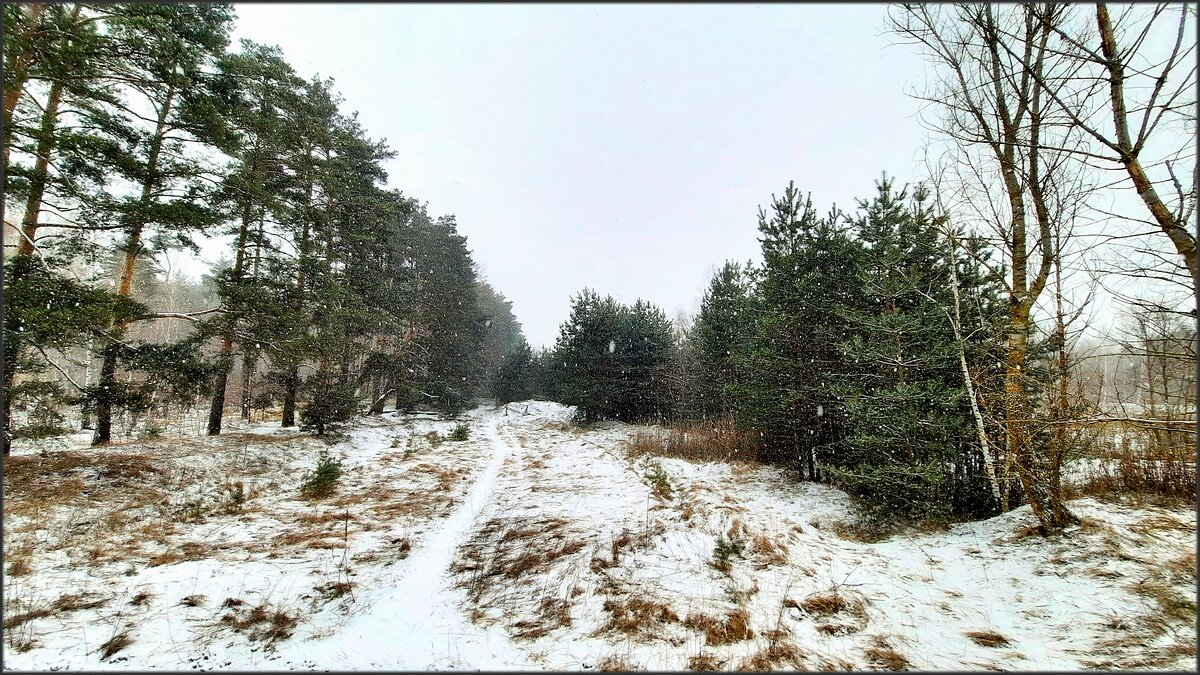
<box><xmin>290</xmin><ymin>414</ymin><xmax>527</xmax><ymax>670</ymax></box>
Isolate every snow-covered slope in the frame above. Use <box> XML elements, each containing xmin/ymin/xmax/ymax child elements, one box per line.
<box><xmin>3</xmin><ymin>402</ymin><xmax>1195</xmax><ymax>670</ymax></box>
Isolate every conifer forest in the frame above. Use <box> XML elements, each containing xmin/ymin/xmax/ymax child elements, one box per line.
<box><xmin>2</xmin><ymin>3</ymin><xmax>1196</xmax><ymax>671</ymax></box>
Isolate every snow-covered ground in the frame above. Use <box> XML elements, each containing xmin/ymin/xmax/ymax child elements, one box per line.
<box><xmin>2</xmin><ymin>402</ymin><xmax>1195</xmax><ymax>671</ymax></box>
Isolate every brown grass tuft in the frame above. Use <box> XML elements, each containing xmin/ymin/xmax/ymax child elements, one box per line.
<box><xmin>736</xmin><ymin>640</ymin><xmax>805</xmax><ymax>671</ymax></box>
<box><xmin>147</xmin><ymin>541</ymin><xmax>212</xmax><ymax>567</ymax></box>
<box><xmin>51</xmin><ymin>592</ymin><xmax>108</xmax><ymax>612</ymax></box>
<box><xmin>965</xmin><ymin>629</ymin><xmax>1010</xmax><ymax>647</ymax></box>
<box><xmin>596</xmin><ymin>655</ymin><xmax>642</xmax><ymax>671</ymax></box>
<box><xmin>749</xmin><ymin>535</ymin><xmax>788</xmax><ymax>568</ymax></box>
<box><xmin>98</xmin><ymin>631</ymin><xmax>132</xmax><ymax>660</ymax></box>
<box><xmin>684</xmin><ymin>608</ymin><xmax>754</xmax><ymax>646</ymax></box>
<box><xmin>179</xmin><ymin>594</ymin><xmax>206</xmax><ymax>608</ymax></box>
<box><xmin>598</xmin><ymin>597</ymin><xmax>680</xmax><ymax>639</ymax></box>
<box><xmin>5</xmin><ymin>556</ymin><xmax>32</xmax><ymax>577</ymax></box>
<box><xmin>219</xmin><ymin>601</ymin><xmax>298</xmax><ymax>645</ymax></box>
<box><xmin>687</xmin><ymin>653</ymin><xmax>726</xmax><ymax>671</ymax></box>
<box><xmin>800</xmin><ymin>591</ymin><xmax>848</xmax><ymax>616</ymax></box>
<box><xmin>864</xmin><ymin>636</ymin><xmax>910</xmax><ymax>671</ymax></box>
<box><xmin>315</xmin><ymin>581</ymin><xmax>354</xmax><ymax>602</ymax></box>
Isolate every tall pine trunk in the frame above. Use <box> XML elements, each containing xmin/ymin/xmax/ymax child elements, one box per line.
<box><xmin>16</xmin><ymin>77</ymin><xmax>64</xmax><ymax>255</ymax></box>
<box><xmin>206</xmin><ymin>205</ymin><xmax>253</xmax><ymax>435</ymax></box>
<box><xmin>2</xmin><ymin>3</ymin><xmax>50</xmax><ymax>178</ymax></box>
<box><xmin>93</xmin><ymin>78</ymin><xmax>176</xmax><ymax>446</ymax></box>
<box><xmin>283</xmin><ymin>154</ymin><xmax>314</xmax><ymax>428</ymax></box>
<box><xmin>240</xmin><ymin>350</ymin><xmax>255</xmax><ymax>421</ymax></box>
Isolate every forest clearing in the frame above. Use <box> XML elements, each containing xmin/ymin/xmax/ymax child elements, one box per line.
<box><xmin>2</xmin><ymin>402</ymin><xmax>1195</xmax><ymax>670</ymax></box>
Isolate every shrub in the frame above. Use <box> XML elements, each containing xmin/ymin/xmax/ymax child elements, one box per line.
<box><xmin>300</xmin><ymin>376</ymin><xmax>358</xmax><ymax>436</ymax></box>
<box><xmin>644</xmin><ymin>461</ymin><xmax>673</xmax><ymax>500</ymax></box>
<box><xmin>712</xmin><ymin>535</ymin><xmax>745</xmax><ymax>572</ymax></box>
<box><xmin>300</xmin><ymin>452</ymin><xmax>343</xmax><ymax>499</ymax></box>
<box><xmin>225</xmin><ymin>481</ymin><xmax>246</xmax><ymax>511</ymax></box>
<box><xmin>138</xmin><ymin>420</ymin><xmax>165</xmax><ymax>440</ymax></box>
<box><xmin>448</xmin><ymin>423</ymin><xmax>470</xmax><ymax>441</ymax></box>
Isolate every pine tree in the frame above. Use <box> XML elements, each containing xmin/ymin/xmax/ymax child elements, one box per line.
<box><xmin>475</xmin><ymin>280</ymin><xmax>526</xmax><ymax>395</ymax></box>
<box><xmin>2</xmin><ymin>256</ymin><xmax>145</xmax><ymax>454</ymax></box>
<box><xmin>203</xmin><ymin>41</ymin><xmax>305</xmax><ymax>434</ymax></box>
<box><xmin>691</xmin><ymin>261</ymin><xmax>754</xmax><ymax>421</ymax></box>
<box><xmin>493</xmin><ymin>339</ymin><xmax>536</xmax><ymax>405</ymax></box>
<box><xmin>822</xmin><ymin>178</ymin><xmax>980</xmax><ymax>521</ymax></box>
<box><xmin>405</xmin><ymin>214</ymin><xmax>486</xmax><ymax>416</ymax></box>
<box><xmin>735</xmin><ymin>182</ymin><xmax>863</xmax><ymax>475</ymax></box>
<box><xmin>90</xmin><ymin>3</ymin><xmax>235</xmax><ymax>445</ymax></box>
<box><xmin>551</xmin><ymin>290</ymin><xmax>675</xmax><ymax>422</ymax></box>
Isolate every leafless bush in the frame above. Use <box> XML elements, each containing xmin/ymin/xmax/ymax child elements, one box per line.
<box><xmin>1068</xmin><ymin>438</ymin><xmax>1195</xmax><ymax>502</ymax></box>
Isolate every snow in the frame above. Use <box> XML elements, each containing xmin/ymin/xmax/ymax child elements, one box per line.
<box><xmin>3</xmin><ymin>402</ymin><xmax>1195</xmax><ymax>671</ymax></box>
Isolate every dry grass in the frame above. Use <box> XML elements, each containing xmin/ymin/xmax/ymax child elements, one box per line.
<box><xmin>1162</xmin><ymin>551</ymin><xmax>1196</xmax><ymax>582</ymax></box>
<box><xmin>736</xmin><ymin>641</ymin><xmax>805</xmax><ymax>671</ymax></box>
<box><xmin>4</xmin><ymin>592</ymin><xmax>109</xmax><ymax>631</ymax></box>
<box><xmin>511</xmin><ymin>596</ymin><xmax>573</xmax><ymax>640</ymax></box>
<box><xmin>3</xmin><ymin>452</ymin><xmax>165</xmax><ymax>523</ymax></box>
<box><xmin>598</xmin><ymin>597</ymin><xmax>680</xmax><ymax>639</ymax></box>
<box><xmin>3</xmin><ymin>606</ymin><xmax>54</xmax><ymax>631</ymax></box>
<box><xmin>596</xmin><ymin>655</ymin><xmax>642</xmax><ymax>671</ymax></box>
<box><xmin>98</xmin><ymin>631</ymin><xmax>132</xmax><ymax>660</ymax></box>
<box><xmin>368</xmin><ymin>490</ymin><xmax>453</xmax><ymax>520</ymax></box>
<box><xmin>271</xmin><ymin>528</ymin><xmax>346</xmax><ymax>551</ymax></box>
<box><xmin>683</xmin><ymin>608</ymin><xmax>754</xmax><ymax>646</ymax></box>
<box><xmin>799</xmin><ymin>591</ymin><xmax>848</xmax><ymax>616</ymax></box>
<box><xmin>749</xmin><ymin>535</ymin><xmax>788</xmax><ymax>568</ymax></box>
<box><xmin>130</xmin><ymin>591</ymin><xmax>153</xmax><ymax>607</ymax></box>
<box><xmin>179</xmin><ymin>594</ymin><xmax>206</xmax><ymax>607</ymax></box>
<box><xmin>864</xmin><ymin>635</ymin><xmax>910</xmax><ymax>671</ymax></box>
<box><xmin>315</xmin><ymin>581</ymin><xmax>354</xmax><ymax>603</ymax></box>
<box><xmin>1067</xmin><ymin>441</ymin><xmax>1196</xmax><ymax>503</ymax></box>
<box><xmin>816</xmin><ymin>623</ymin><xmax>861</xmax><ymax>636</ymax></box>
<box><xmin>794</xmin><ymin>588</ymin><xmax>869</xmax><ymax>634</ymax></box>
<box><xmin>294</xmin><ymin>511</ymin><xmax>356</xmax><ymax>526</ymax></box>
<box><xmin>687</xmin><ymin>653</ymin><xmax>726</xmax><ymax>671</ymax></box>
<box><xmin>626</xmin><ymin>418</ymin><xmax>759</xmax><ymax>464</ymax></box>
<box><xmin>219</xmin><ymin>601</ymin><xmax>298</xmax><ymax>646</ymax></box>
<box><xmin>965</xmin><ymin>629</ymin><xmax>1010</xmax><ymax>647</ymax></box>
<box><xmin>1128</xmin><ymin>577</ymin><xmax>1196</xmax><ymax>635</ymax></box>
<box><xmin>5</xmin><ymin>555</ymin><xmax>32</xmax><ymax>577</ymax></box>
<box><xmin>147</xmin><ymin>541</ymin><xmax>212</xmax><ymax>567</ymax></box>
<box><xmin>52</xmin><ymin>592</ymin><xmax>108</xmax><ymax>612</ymax></box>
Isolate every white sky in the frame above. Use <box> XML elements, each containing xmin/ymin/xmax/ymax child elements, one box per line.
<box><xmin>218</xmin><ymin>3</ymin><xmax>934</xmax><ymax>348</ymax></box>
<box><xmin>206</xmin><ymin>2</ymin><xmax>1197</xmax><ymax>350</ymax></box>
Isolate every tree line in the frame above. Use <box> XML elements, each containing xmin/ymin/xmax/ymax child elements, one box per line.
<box><xmin>503</xmin><ymin>2</ymin><xmax>1196</xmax><ymax>535</ymax></box>
<box><xmin>3</xmin><ymin>3</ymin><xmax>526</xmax><ymax>454</ymax></box>
<box><xmin>523</xmin><ymin>178</ymin><xmax>1010</xmax><ymax>526</ymax></box>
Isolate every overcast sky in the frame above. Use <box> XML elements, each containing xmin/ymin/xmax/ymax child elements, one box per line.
<box><xmin>222</xmin><ymin>3</ymin><xmax>935</xmax><ymax>348</ymax></box>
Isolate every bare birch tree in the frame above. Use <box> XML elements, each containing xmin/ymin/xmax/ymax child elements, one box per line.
<box><xmin>891</xmin><ymin>3</ymin><xmax>1093</xmax><ymax>530</ymax></box>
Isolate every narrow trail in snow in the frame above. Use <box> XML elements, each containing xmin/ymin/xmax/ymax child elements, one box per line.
<box><xmin>291</xmin><ymin>412</ymin><xmax>525</xmax><ymax>670</ymax></box>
